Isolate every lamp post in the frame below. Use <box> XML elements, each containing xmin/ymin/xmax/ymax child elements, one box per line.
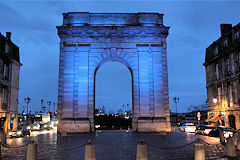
<box><xmin>47</xmin><ymin>101</ymin><xmax>51</xmax><ymax>113</ymax></box>
<box><xmin>173</xmin><ymin>97</ymin><xmax>179</xmax><ymax>125</ymax></box>
<box><xmin>41</xmin><ymin>99</ymin><xmax>43</xmax><ymax>112</ymax></box>
<box><xmin>53</xmin><ymin>102</ymin><xmax>55</xmax><ymax>115</ymax></box>
<box><xmin>24</xmin><ymin>97</ymin><xmax>31</xmax><ymax>121</ymax></box>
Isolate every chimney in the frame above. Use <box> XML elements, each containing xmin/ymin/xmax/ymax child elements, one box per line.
<box><xmin>6</xmin><ymin>32</ymin><xmax>11</xmax><ymax>40</ymax></box>
<box><xmin>220</xmin><ymin>24</ymin><xmax>232</xmax><ymax>35</ymax></box>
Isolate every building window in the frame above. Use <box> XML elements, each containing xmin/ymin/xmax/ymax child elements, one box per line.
<box><xmin>228</xmin><ymin>85</ymin><xmax>233</xmax><ymax>107</ymax></box>
<box><xmin>1</xmin><ymin>87</ymin><xmax>8</xmax><ymax>110</ymax></box>
<box><xmin>234</xmin><ymin>31</ymin><xmax>239</xmax><ymax>41</ymax></box>
<box><xmin>214</xmin><ymin>45</ymin><xmax>218</xmax><ymax>55</ymax></box>
<box><xmin>236</xmin><ymin>52</ymin><xmax>240</xmax><ymax>72</ymax></box>
<box><xmin>218</xmin><ymin>87</ymin><xmax>222</xmax><ymax>103</ymax></box>
<box><xmin>5</xmin><ymin>43</ymin><xmax>10</xmax><ymax>54</ymax></box>
<box><xmin>3</xmin><ymin>64</ymin><xmax>8</xmax><ymax>79</ymax></box>
<box><xmin>216</xmin><ymin>64</ymin><xmax>219</xmax><ymax>80</ymax></box>
<box><xmin>224</xmin><ymin>39</ymin><xmax>228</xmax><ymax>48</ymax></box>
<box><xmin>225</xmin><ymin>59</ymin><xmax>231</xmax><ymax>76</ymax></box>
<box><xmin>2</xmin><ymin>88</ymin><xmax>5</xmax><ymax>104</ymax></box>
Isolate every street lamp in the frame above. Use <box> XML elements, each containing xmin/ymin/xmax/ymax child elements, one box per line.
<box><xmin>41</xmin><ymin>99</ymin><xmax>43</xmax><ymax>112</ymax></box>
<box><xmin>53</xmin><ymin>102</ymin><xmax>55</xmax><ymax>115</ymax></box>
<box><xmin>213</xmin><ymin>97</ymin><xmax>218</xmax><ymax>104</ymax></box>
<box><xmin>173</xmin><ymin>97</ymin><xmax>180</xmax><ymax>125</ymax></box>
<box><xmin>47</xmin><ymin>101</ymin><xmax>51</xmax><ymax>113</ymax></box>
<box><xmin>24</xmin><ymin>97</ymin><xmax>31</xmax><ymax>121</ymax></box>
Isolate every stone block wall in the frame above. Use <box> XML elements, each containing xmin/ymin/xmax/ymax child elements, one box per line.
<box><xmin>57</xmin><ymin>12</ymin><xmax>171</xmax><ymax>133</ymax></box>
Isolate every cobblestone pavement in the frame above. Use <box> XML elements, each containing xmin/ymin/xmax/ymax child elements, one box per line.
<box><xmin>1</xmin><ymin>128</ymin><xmax>240</xmax><ymax>160</ymax></box>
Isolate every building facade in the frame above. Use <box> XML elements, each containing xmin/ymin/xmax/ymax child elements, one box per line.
<box><xmin>204</xmin><ymin>23</ymin><xmax>240</xmax><ymax>130</ymax></box>
<box><xmin>57</xmin><ymin>12</ymin><xmax>171</xmax><ymax>133</ymax></box>
<box><xmin>0</xmin><ymin>32</ymin><xmax>21</xmax><ymax>133</ymax></box>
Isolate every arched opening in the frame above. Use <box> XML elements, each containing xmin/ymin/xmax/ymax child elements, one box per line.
<box><xmin>94</xmin><ymin>62</ymin><xmax>133</xmax><ymax>130</ymax></box>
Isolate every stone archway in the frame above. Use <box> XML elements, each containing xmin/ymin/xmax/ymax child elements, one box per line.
<box><xmin>57</xmin><ymin>12</ymin><xmax>171</xmax><ymax>133</ymax></box>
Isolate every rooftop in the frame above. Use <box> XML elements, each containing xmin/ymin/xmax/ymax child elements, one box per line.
<box><xmin>62</xmin><ymin>12</ymin><xmax>164</xmax><ymax>26</ymax></box>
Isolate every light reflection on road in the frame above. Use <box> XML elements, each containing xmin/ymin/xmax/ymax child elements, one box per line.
<box><xmin>7</xmin><ymin>127</ymin><xmax>57</xmax><ymax>145</ymax></box>
<box><xmin>181</xmin><ymin>130</ymin><xmax>220</xmax><ymax>144</ymax></box>
<box><xmin>30</xmin><ymin>128</ymin><xmax>57</xmax><ymax>137</ymax></box>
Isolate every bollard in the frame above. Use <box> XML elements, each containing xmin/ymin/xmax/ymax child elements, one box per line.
<box><xmin>232</xmin><ymin>133</ymin><xmax>238</xmax><ymax>146</ymax></box>
<box><xmin>194</xmin><ymin>140</ymin><xmax>205</xmax><ymax>160</ymax></box>
<box><xmin>0</xmin><ymin>133</ymin><xmax>6</xmax><ymax>145</ymax></box>
<box><xmin>219</xmin><ymin>130</ymin><xmax>225</xmax><ymax>144</ymax></box>
<box><xmin>226</xmin><ymin>137</ymin><xmax>236</xmax><ymax>157</ymax></box>
<box><xmin>84</xmin><ymin>140</ymin><xmax>96</xmax><ymax>160</ymax></box>
<box><xmin>136</xmin><ymin>140</ymin><xmax>147</xmax><ymax>160</ymax></box>
<box><xmin>2</xmin><ymin>133</ymin><xmax>6</xmax><ymax>145</ymax></box>
<box><xmin>61</xmin><ymin>131</ymin><xmax>67</xmax><ymax>137</ymax></box>
<box><xmin>27</xmin><ymin>141</ymin><xmax>37</xmax><ymax>160</ymax></box>
<box><xmin>237</xmin><ymin>136</ymin><xmax>240</xmax><ymax>150</ymax></box>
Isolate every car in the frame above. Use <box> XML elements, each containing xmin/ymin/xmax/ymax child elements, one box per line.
<box><xmin>9</xmin><ymin>127</ymin><xmax>30</xmax><ymax>138</ymax></box>
<box><xmin>195</xmin><ymin>125</ymin><xmax>215</xmax><ymax>135</ymax></box>
<box><xmin>209</xmin><ymin>126</ymin><xmax>235</xmax><ymax>143</ymax></box>
<box><xmin>95</xmin><ymin>125</ymin><xmax>100</xmax><ymax>129</ymax></box>
<box><xmin>179</xmin><ymin>123</ymin><xmax>196</xmax><ymax>133</ymax></box>
<box><xmin>29</xmin><ymin>123</ymin><xmax>41</xmax><ymax>131</ymax></box>
<box><xmin>51</xmin><ymin>119</ymin><xmax>58</xmax><ymax>126</ymax></box>
<box><xmin>43</xmin><ymin>122</ymin><xmax>54</xmax><ymax>130</ymax></box>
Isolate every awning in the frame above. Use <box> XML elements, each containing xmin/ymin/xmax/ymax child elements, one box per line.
<box><xmin>205</xmin><ymin>116</ymin><xmax>223</xmax><ymax>123</ymax></box>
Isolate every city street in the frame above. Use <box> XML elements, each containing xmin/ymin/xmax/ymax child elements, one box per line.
<box><xmin>1</xmin><ymin>128</ymin><xmax>237</xmax><ymax>160</ymax></box>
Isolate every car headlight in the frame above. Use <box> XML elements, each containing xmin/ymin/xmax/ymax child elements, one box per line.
<box><xmin>17</xmin><ymin>131</ymin><xmax>22</xmax><ymax>135</ymax></box>
<box><xmin>9</xmin><ymin>132</ymin><xmax>12</xmax><ymax>135</ymax></box>
<box><xmin>26</xmin><ymin>126</ymin><xmax>30</xmax><ymax>130</ymax></box>
<box><xmin>44</xmin><ymin>125</ymin><xmax>47</xmax><ymax>128</ymax></box>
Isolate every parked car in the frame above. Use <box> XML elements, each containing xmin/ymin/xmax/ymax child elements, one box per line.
<box><xmin>209</xmin><ymin>126</ymin><xmax>235</xmax><ymax>142</ymax></box>
<box><xmin>179</xmin><ymin>123</ymin><xmax>196</xmax><ymax>133</ymax></box>
<box><xmin>195</xmin><ymin>125</ymin><xmax>215</xmax><ymax>135</ymax></box>
<box><xmin>9</xmin><ymin>127</ymin><xmax>30</xmax><ymax>138</ymax></box>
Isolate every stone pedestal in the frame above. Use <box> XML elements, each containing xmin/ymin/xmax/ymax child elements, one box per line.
<box><xmin>138</xmin><ymin>117</ymin><xmax>170</xmax><ymax>132</ymax></box>
<box><xmin>58</xmin><ymin>119</ymin><xmax>90</xmax><ymax>133</ymax></box>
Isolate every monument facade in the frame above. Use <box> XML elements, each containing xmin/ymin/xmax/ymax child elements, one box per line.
<box><xmin>57</xmin><ymin>12</ymin><xmax>171</xmax><ymax>132</ymax></box>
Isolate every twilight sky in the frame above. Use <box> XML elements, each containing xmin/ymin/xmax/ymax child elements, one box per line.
<box><xmin>0</xmin><ymin>0</ymin><xmax>240</xmax><ymax>113</ymax></box>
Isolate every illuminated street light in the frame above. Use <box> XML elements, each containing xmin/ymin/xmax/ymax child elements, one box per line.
<box><xmin>213</xmin><ymin>98</ymin><xmax>218</xmax><ymax>104</ymax></box>
<box><xmin>173</xmin><ymin>97</ymin><xmax>179</xmax><ymax>125</ymax></box>
<box><xmin>24</xmin><ymin>97</ymin><xmax>31</xmax><ymax>121</ymax></box>
<box><xmin>47</xmin><ymin>101</ymin><xmax>51</xmax><ymax>113</ymax></box>
<box><xmin>41</xmin><ymin>99</ymin><xmax>43</xmax><ymax>112</ymax></box>
<box><xmin>53</xmin><ymin>102</ymin><xmax>55</xmax><ymax>115</ymax></box>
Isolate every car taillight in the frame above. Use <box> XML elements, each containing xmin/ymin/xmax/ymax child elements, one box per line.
<box><xmin>223</xmin><ymin>131</ymin><xmax>226</xmax><ymax>134</ymax></box>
